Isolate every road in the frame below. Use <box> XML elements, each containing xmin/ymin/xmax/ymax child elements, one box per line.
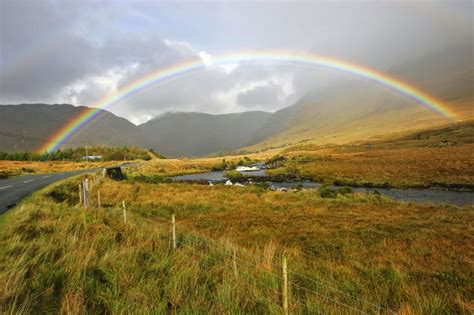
<box><xmin>0</xmin><ymin>168</ymin><xmax>99</xmax><ymax>215</ymax></box>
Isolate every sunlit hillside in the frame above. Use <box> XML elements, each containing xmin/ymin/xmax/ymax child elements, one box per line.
<box><xmin>245</xmin><ymin>50</ymin><xmax>473</xmax><ymax>152</ymax></box>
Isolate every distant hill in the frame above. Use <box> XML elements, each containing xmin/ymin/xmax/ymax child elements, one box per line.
<box><xmin>0</xmin><ymin>104</ymin><xmax>272</xmax><ymax>157</ymax></box>
<box><xmin>243</xmin><ymin>45</ymin><xmax>473</xmax><ymax>151</ymax></box>
<box><xmin>139</xmin><ymin>111</ymin><xmax>272</xmax><ymax>157</ymax></box>
<box><xmin>0</xmin><ymin>104</ymin><xmax>146</xmax><ymax>152</ymax></box>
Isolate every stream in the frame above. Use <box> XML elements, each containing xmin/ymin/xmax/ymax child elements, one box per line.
<box><xmin>172</xmin><ymin>171</ymin><xmax>474</xmax><ymax>206</ymax></box>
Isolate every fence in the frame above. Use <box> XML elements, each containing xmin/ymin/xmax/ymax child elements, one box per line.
<box><xmin>76</xmin><ymin>175</ymin><xmax>396</xmax><ymax>314</ymax></box>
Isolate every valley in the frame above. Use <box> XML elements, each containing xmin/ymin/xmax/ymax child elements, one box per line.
<box><xmin>1</xmin><ymin>153</ymin><xmax>472</xmax><ymax>313</ymax></box>
<box><xmin>1</xmin><ymin>1</ymin><xmax>473</xmax><ymax>314</ymax></box>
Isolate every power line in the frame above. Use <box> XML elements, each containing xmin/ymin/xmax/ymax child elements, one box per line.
<box><xmin>0</xmin><ymin>130</ymin><xmax>44</xmax><ymax>142</ymax></box>
<box><xmin>0</xmin><ymin>129</ymin><xmax>86</xmax><ymax>146</ymax></box>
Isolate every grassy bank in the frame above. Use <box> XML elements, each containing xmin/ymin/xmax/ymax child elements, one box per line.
<box><xmin>266</xmin><ymin>122</ymin><xmax>474</xmax><ymax>190</ymax></box>
<box><xmin>0</xmin><ymin>160</ymin><xmax>116</xmax><ymax>178</ymax></box>
<box><xmin>1</xmin><ymin>176</ymin><xmax>472</xmax><ymax>313</ymax></box>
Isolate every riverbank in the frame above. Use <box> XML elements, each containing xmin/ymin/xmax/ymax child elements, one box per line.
<box><xmin>171</xmin><ymin>170</ymin><xmax>474</xmax><ymax>206</ymax></box>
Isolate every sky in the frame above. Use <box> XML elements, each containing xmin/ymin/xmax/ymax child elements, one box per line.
<box><xmin>0</xmin><ymin>0</ymin><xmax>472</xmax><ymax>124</ymax></box>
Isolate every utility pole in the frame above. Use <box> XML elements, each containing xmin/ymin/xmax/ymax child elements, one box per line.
<box><xmin>85</xmin><ymin>140</ymin><xmax>88</xmax><ymax>164</ymax></box>
<box><xmin>21</xmin><ymin>129</ymin><xmax>26</xmax><ymax>153</ymax></box>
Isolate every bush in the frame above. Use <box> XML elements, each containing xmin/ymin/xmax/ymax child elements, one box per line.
<box><xmin>224</xmin><ymin>170</ymin><xmax>244</xmax><ymax>181</ymax></box>
<box><xmin>337</xmin><ymin>186</ymin><xmax>353</xmax><ymax>195</ymax></box>
<box><xmin>21</xmin><ymin>167</ymin><xmax>35</xmax><ymax>173</ymax></box>
<box><xmin>318</xmin><ymin>184</ymin><xmax>353</xmax><ymax>198</ymax></box>
<box><xmin>0</xmin><ymin>146</ymin><xmax>159</xmax><ymax>161</ymax></box>
<box><xmin>45</xmin><ymin>181</ymin><xmax>79</xmax><ymax>204</ymax></box>
<box><xmin>255</xmin><ymin>182</ymin><xmax>270</xmax><ymax>190</ymax></box>
<box><xmin>318</xmin><ymin>184</ymin><xmax>337</xmax><ymax>198</ymax></box>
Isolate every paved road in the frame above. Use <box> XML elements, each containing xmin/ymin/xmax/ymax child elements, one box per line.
<box><xmin>0</xmin><ymin>168</ymin><xmax>100</xmax><ymax>215</ymax></box>
<box><xmin>0</xmin><ymin>162</ymin><xmax>141</xmax><ymax>215</ymax></box>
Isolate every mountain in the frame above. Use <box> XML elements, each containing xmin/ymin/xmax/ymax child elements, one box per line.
<box><xmin>0</xmin><ymin>104</ymin><xmax>146</xmax><ymax>152</ymax></box>
<box><xmin>1</xmin><ymin>47</ymin><xmax>471</xmax><ymax>156</ymax></box>
<box><xmin>139</xmin><ymin>111</ymin><xmax>272</xmax><ymax>157</ymax></box>
<box><xmin>0</xmin><ymin>104</ymin><xmax>272</xmax><ymax>157</ymax></box>
<box><xmin>244</xmin><ymin>46</ymin><xmax>473</xmax><ymax>151</ymax></box>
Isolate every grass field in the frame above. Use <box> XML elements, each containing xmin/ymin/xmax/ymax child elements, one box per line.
<box><xmin>1</xmin><ymin>175</ymin><xmax>472</xmax><ymax>314</ymax></box>
<box><xmin>265</xmin><ymin>121</ymin><xmax>474</xmax><ymax>189</ymax></box>
<box><xmin>0</xmin><ymin>160</ymin><xmax>115</xmax><ymax>178</ymax></box>
<box><xmin>1</xmin><ymin>121</ymin><xmax>473</xmax><ymax>313</ymax></box>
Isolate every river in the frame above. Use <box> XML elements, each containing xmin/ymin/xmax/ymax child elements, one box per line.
<box><xmin>171</xmin><ymin>171</ymin><xmax>474</xmax><ymax>206</ymax></box>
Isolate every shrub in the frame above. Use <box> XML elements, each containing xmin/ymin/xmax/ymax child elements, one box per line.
<box><xmin>337</xmin><ymin>186</ymin><xmax>353</xmax><ymax>195</ymax></box>
<box><xmin>318</xmin><ymin>184</ymin><xmax>338</xmax><ymax>198</ymax></box>
<box><xmin>224</xmin><ymin>170</ymin><xmax>244</xmax><ymax>181</ymax></box>
<box><xmin>255</xmin><ymin>182</ymin><xmax>270</xmax><ymax>190</ymax></box>
<box><xmin>21</xmin><ymin>167</ymin><xmax>35</xmax><ymax>173</ymax></box>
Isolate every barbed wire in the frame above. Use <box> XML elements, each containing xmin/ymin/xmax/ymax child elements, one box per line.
<box><xmin>175</xmin><ymin>225</ymin><xmax>370</xmax><ymax>314</ymax></box>
<box><xmin>175</xmin><ymin>223</ymin><xmax>386</xmax><ymax>312</ymax></box>
<box><xmin>122</xmin><ymin>203</ymin><xmax>386</xmax><ymax>314</ymax></box>
<box><xmin>288</xmin><ymin>270</ymin><xmax>392</xmax><ymax>313</ymax></box>
<box><xmin>291</xmin><ymin>281</ymin><xmax>369</xmax><ymax>315</ymax></box>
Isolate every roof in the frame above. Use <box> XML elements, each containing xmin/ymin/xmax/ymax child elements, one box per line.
<box><xmin>104</xmin><ymin>165</ymin><xmax>122</xmax><ymax>170</ymax></box>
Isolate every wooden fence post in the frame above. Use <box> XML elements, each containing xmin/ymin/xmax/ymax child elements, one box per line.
<box><xmin>79</xmin><ymin>184</ymin><xmax>83</xmax><ymax>206</ymax></box>
<box><xmin>233</xmin><ymin>248</ymin><xmax>238</xmax><ymax>279</ymax></box>
<box><xmin>282</xmin><ymin>256</ymin><xmax>288</xmax><ymax>315</ymax></box>
<box><xmin>122</xmin><ymin>200</ymin><xmax>127</xmax><ymax>223</ymax></box>
<box><xmin>97</xmin><ymin>190</ymin><xmax>101</xmax><ymax>208</ymax></box>
<box><xmin>85</xmin><ymin>178</ymin><xmax>90</xmax><ymax>208</ymax></box>
<box><xmin>82</xmin><ymin>179</ymin><xmax>88</xmax><ymax>208</ymax></box>
<box><xmin>172</xmin><ymin>214</ymin><xmax>176</xmax><ymax>250</ymax></box>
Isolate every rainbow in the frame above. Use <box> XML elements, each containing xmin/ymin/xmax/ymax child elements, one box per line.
<box><xmin>38</xmin><ymin>51</ymin><xmax>459</xmax><ymax>152</ymax></box>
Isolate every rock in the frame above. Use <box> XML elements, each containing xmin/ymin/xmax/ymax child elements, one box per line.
<box><xmin>225</xmin><ymin>180</ymin><xmax>233</xmax><ymax>186</ymax></box>
<box><xmin>234</xmin><ymin>183</ymin><xmax>244</xmax><ymax>187</ymax></box>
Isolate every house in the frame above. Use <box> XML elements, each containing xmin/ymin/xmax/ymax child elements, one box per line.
<box><xmin>236</xmin><ymin>162</ymin><xmax>265</xmax><ymax>172</ymax></box>
<box><xmin>82</xmin><ymin>155</ymin><xmax>103</xmax><ymax>160</ymax></box>
<box><xmin>236</xmin><ymin>165</ymin><xmax>260</xmax><ymax>172</ymax></box>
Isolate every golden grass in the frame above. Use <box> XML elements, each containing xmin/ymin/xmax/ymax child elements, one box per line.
<box><xmin>135</xmin><ymin>153</ymin><xmax>273</xmax><ymax>177</ymax></box>
<box><xmin>1</xmin><ymin>174</ymin><xmax>473</xmax><ymax>313</ymax></box>
<box><xmin>0</xmin><ymin>160</ymin><xmax>116</xmax><ymax>178</ymax></box>
<box><xmin>265</xmin><ymin>121</ymin><xmax>474</xmax><ymax>189</ymax></box>
<box><xmin>277</xmin><ymin>144</ymin><xmax>474</xmax><ymax>188</ymax></box>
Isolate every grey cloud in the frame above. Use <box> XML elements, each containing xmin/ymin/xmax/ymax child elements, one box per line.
<box><xmin>237</xmin><ymin>83</ymin><xmax>284</xmax><ymax>108</ymax></box>
<box><xmin>1</xmin><ymin>0</ymin><xmax>471</xmax><ymax>121</ymax></box>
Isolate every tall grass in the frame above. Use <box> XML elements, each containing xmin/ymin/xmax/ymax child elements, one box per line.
<box><xmin>1</xmin><ymin>176</ymin><xmax>472</xmax><ymax>313</ymax></box>
<box><xmin>264</xmin><ymin>121</ymin><xmax>474</xmax><ymax>189</ymax></box>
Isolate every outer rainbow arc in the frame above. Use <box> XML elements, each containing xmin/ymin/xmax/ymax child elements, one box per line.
<box><xmin>38</xmin><ymin>51</ymin><xmax>458</xmax><ymax>152</ymax></box>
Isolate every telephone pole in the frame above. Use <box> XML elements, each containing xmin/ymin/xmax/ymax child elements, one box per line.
<box><xmin>21</xmin><ymin>129</ymin><xmax>26</xmax><ymax>153</ymax></box>
<box><xmin>85</xmin><ymin>140</ymin><xmax>89</xmax><ymax>164</ymax></box>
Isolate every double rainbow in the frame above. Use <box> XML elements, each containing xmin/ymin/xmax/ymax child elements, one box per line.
<box><xmin>38</xmin><ymin>51</ymin><xmax>458</xmax><ymax>152</ymax></box>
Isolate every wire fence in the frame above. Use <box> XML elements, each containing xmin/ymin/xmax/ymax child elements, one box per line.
<box><xmin>176</xmin><ymin>225</ymin><xmax>392</xmax><ymax>314</ymax></box>
<box><xmin>82</xmin><ymin>176</ymin><xmax>396</xmax><ymax>314</ymax></box>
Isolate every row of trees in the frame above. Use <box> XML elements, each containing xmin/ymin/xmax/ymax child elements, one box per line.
<box><xmin>0</xmin><ymin>146</ymin><xmax>158</xmax><ymax>161</ymax></box>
